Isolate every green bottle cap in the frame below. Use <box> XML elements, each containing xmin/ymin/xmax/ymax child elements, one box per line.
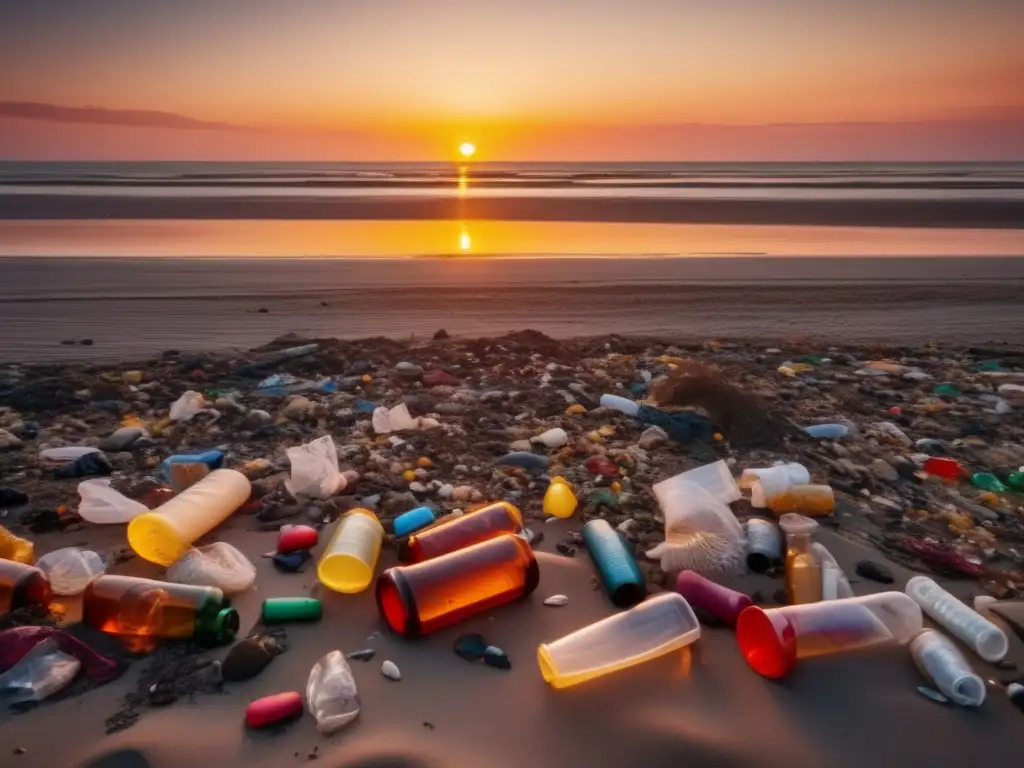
<box><xmin>261</xmin><ymin>597</ymin><xmax>322</xmax><ymax>624</ymax></box>
<box><xmin>193</xmin><ymin>605</ymin><xmax>239</xmax><ymax>645</ymax></box>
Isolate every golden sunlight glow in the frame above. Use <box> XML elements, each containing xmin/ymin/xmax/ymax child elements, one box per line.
<box><xmin>459</xmin><ymin>225</ymin><xmax>472</xmax><ymax>252</ymax></box>
<box><xmin>459</xmin><ymin>142</ymin><xmax>476</xmax><ymax>158</ymax></box>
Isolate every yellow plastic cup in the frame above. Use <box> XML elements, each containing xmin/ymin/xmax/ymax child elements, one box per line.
<box><xmin>543</xmin><ymin>477</ymin><xmax>578</xmax><ymax>518</ymax></box>
<box><xmin>128</xmin><ymin>469</ymin><xmax>251</xmax><ymax>566</ymax></box>
<box><xmin>317</xmin><ymin>509</ymin><xmax>384</xmax><ymax>593</ymax></box>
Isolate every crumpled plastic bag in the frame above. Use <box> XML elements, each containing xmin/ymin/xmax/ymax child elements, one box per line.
<box><xmin>372</xmin><ymin>403</ymin><xmax>420</xmax><ymax>434</ymax></box>
<box><xmin>36</xmin><ymin>548</ymin><xmax>106</xmax><ymax>595</ymax></box>
<box><xmin>285</xmin><ymin>435</ymin><xmax>346</xmax><ymax>499</ymax></box>
<box><xmin>306</xmin><ymin>650</ymin><xmax>360</xmax><ymax>734</ymax></box>
<box><xmin>169</xmin><ymin>390</ymin><xmax>217</xmax><ymax>422</ymax></box>
<box><xmin>0</xmin><ymin>638</ymin><xmax>81</xmax><ymax>705</ymax></box>
<box><xmin>166</xmin><ymin>541</ymin><xmax>256</xmax><ymax>595</ymax></box>
<box><xmin>646</xmin><ymin>480</ymin><xmax>746</xmax><ymax>578</ymax></box>
<box><xmin>77</xmin><ymin>478</ymin><xmax>149</xmax><ymax>524</ymax></box>
<box><xmin>0</xmin><ymin>626</ymin><xmax>120</xmax><ymax>682</ymax></box>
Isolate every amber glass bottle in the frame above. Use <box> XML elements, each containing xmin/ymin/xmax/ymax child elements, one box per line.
<box><xmin>0</xmin><ymin>559</ymin><xmax>52</xmax><ymax>614</ymax></box>
<box><xmin>82</xmin><ymin>574</ymin><xmax>238</xmax><ymax>645</ymax></box>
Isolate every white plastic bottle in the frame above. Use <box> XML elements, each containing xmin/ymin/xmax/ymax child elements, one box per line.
<box><xmin>905</xmin><ymin>576</ymin><xmax>1008</xmax><ymax>662</ymax></box>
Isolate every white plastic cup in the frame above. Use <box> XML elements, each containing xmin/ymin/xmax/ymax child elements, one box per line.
<box><xmin>537</xmin><ymin>593</ymin><xmax>701</xmax><ymax>689</ymax></box>
<box><xmin>654</xmin><ymin>460</ymin><xmax>741</xmax><ymax>507</ymax></box>
<box><xmin>905</xmin><ymin>576</ymin><xmax>1008</xmax><ymax>662</ymax></box>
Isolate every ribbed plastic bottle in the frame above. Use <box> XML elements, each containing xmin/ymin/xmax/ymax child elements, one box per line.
<box><xmin>82</xmin><ymin>574</ymin><xmax>238</xmax><ymax>645</ymax></box>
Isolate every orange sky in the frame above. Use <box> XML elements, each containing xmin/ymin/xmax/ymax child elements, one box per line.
<box><xmin>1</xmin><ymin>0</ymin><xmax>1022</xmax><ymax>160</ymax></box>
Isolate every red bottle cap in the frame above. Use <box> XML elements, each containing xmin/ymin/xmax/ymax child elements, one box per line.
<box><xmin>277</xmin><ymin>525</ymin><xmax>319</xmax><ymax>554</ymax></box>
<box><xmin>245</xmin><ymin>691</ymin><xmax>303</xmax><ymax>729</ymax></box>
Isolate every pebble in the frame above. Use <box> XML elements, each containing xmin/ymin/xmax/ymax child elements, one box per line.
<box><xmin>451</xmin><ymin>485</ymin><xmax>474</xmax><ymax>502</ymax></box>
<box><xmin>222</xmin><ymin>637</ymin><xmax>277</xmax><ymax>682</ymax></box>
<box><xmin>869</xmin><ymin>458</ymin><xmax>899</xmax><ymax>484</ymax></box>
<box><xmin>855</xmin><ymin>560</ymin><xmax>894</xmax><ymax>584</ymax></box>
<box><xmin>638</xmin><ymin>426</ymin><xmax>669</xmax><ymax>450</ymax></box>
<box><xmin>347</xmin><ymin>649</ymin><xmax>376</xmax><ymax>662</ymax></box>
<box><xmin>98</xmin><ymin>426</ymin><xmax>146</xmax><ymax>452</ymax></box>
<box><xmin>281</xmin><ymin>396</ymin><xmax>313</xmax><ymax>420</ymax></box>
<box><xmin>483</xmin><ymin>646</ymin><xmax>512</xmax><ymax>670</ymax></box>
<box><xmin>454</xmin><ymin>633</ymin><xmax>488</xmax><ymax>662</ymax></box>
<box><xmin>242</xmin><ymin>409</ymin><xmax>273</xmax><ymax>430</ymax></box>
<box><xmin>509</xmin><ymin>439</ymin><xmax>532</xmax><ymax>452</ymax></box>
<box><xmin>394</xmin><ymin>362</ymin><xmax>424</xmax><ymax>380</ymax></box>
<box><xmin>531</xmin><ymin>428</ymin><xmax>569</xmax><ymax>449</ymax></box>
<box><xmin>495</xmin><ymin>451</ymin><xmax>549</xmax><ymax>471</ymax></box>
<box><xmin>381</xmin><ymin>660</ymin><xmax>401</xmax><ymax>681</ymax></box>
<box><xmin>0</xmin><ymin>429</ymin><xmax>23</xmax><ymax>450</ymax></box>
<box><xmin>543</xmin><ymin>595</ymin><xmax>569</xmax><ymax>607</ymax></box>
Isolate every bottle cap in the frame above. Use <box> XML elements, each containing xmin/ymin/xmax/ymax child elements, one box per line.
<box><xmin>261</xmin><ymin>597</ymin><xmax>322</xmax><ymax>624</ymax></box>
<box><xmin>211</xmin><ymin>608</ymin><xmax>241</xmax><ymax>644</ymax></box>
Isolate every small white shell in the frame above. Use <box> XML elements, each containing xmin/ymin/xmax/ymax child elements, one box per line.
<box><xmin>543</xmin><ymin>595</ymin><xmax>569</xmax><ymax>607</ymax></box>
<box><xmin>381</xmin><ymin>660</ymin><xmax>401</xmax><ymax>681</ymax></box>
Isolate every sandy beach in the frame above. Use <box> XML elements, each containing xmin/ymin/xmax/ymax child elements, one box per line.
<box><xmin>2</xmin><ymin>331</ymin><xmax>1024</xmax><ymax>767</ymax></box>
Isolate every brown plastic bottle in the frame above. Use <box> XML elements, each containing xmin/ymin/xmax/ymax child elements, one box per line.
<box><xmin>82</xmin><ymin>574</ymin><xmax>238</xmax><ymax>645</ymax></box>
<box><xmin>0</xmin><ymin>559</ymin><xmax>52</xmax><ymax>614</ymax></box>
<box><xmin>397</xmin><ymin>501</ymin><xmax>523</xmax><ymax>563</ymax></box>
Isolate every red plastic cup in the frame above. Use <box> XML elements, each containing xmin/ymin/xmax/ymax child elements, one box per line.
<box><xmin>924</xmin><ymin>457</ymin><xmax>964</xmax><ymax>481</ymax></box>
<box><xmin>675</xmin><ymin>571</ymin><xmax>752</xmax><ymax>627</ymax></box>
<box><xmin>735</xmin><ymin>606</ymin><xmax>798</xmax><ymax>678</ymax></box>
<box><xmin>245</xmin><ymin>691</ymin><xmax>303</xmax><ymax>729</ymax></box>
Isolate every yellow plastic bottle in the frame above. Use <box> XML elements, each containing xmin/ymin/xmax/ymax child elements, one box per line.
<box><xmin>128</xmin><ymin>469</ymin><xmax>251</xmax><ymax>566</ymax></box>
<box><xmin>543</xmin><ymin>477</ymin><xmax>578</xmax><ymax>519</ymax></box>
<box><xmin>0</xmin><ymin>524</ymin><xmax>35</xmax><ymax>564</ymax></box>
<box><xmin>317</xmin><ymin>509</ymin><xmax>385</xmax><ymax>593</ymax></box>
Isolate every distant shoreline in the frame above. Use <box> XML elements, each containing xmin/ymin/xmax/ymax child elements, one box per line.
<box><xmin>2</xmin><ymin>193</ymin><xmax>1023</xmax><ymax>228</ymax></box>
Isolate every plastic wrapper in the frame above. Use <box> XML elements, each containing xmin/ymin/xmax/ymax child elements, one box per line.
<box><xmin>166</xmin><ymin>541</ymin><xmax>256</xmax><ymax>595</ymax></box>
<box><xmin>646</xmin><ymin>479</ymin><xmax>746</xmax><ymax>578</ymax></box>
<box><xmin>371</xmin><ymin>403</ymin><xmax>420</xmax><ymax>434</ymax></box>
<box><xmin>285</xmin><ymin>435</ymin><xmax>346</xmax><ymax>499</ymax></box>
<box><xmin>169</xmin><ymin>390</ymin><xmax>215</xmax><ymax>422</ymax></box>
<box><xmin>306</xmin><ymin>650</ymin><xmax>361</xmax><ymax>734</ymax></box>
<box><xmin>0</xmin><ymin>626</ymin><xmax>119</xmax><ymax>681</ymax></box>
<box><xmin>0</xmin><ymin>638</ymin><xmax>81</xmax><ymax>705</ymax></box>
<box><xmin>78</xmin><ymin>478</ymin><xmax>149</xmax><ymax>524</ymax></box>
<box><xmin>36</xmin><ymin>548</ymin><xmax>106</xmax><ymax>595</ymax></box>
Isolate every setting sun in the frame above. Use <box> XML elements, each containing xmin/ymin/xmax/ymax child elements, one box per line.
<box><xmin>459</xmin><ymin>142</ymin><xmax>476</xmax><ymax>159</ymax></box>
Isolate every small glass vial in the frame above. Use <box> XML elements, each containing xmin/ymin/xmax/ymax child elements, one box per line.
<box><xmin>779</xmin><ymin>514</ymin><xmax>822</xmax><ymax>605</ymax></box>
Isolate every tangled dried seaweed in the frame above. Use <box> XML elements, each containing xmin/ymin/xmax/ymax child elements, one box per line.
<box><xmin>651</xmin><ymin>361</ymin><xmax>797</xmax><ymax>449</ymax></box>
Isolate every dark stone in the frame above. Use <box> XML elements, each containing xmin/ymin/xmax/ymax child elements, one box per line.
<box><xmin>495</xmin><ymin>451</ymin><xmax>549</xmax><ymax>471</ymax></box>
<box><xmin>257</xmin><ymin>308</ymin><xmax>269</xmax><ymax>314</ymax></box>
<box><xmin>432</xmin><ymin>329</ymin><xmax>450</xmax><ymax>340</ymax></box>
<box><xmin>272</xmin><ymin>550</ymin><xmax>313</xmax><ymax>573</ymax></box>
<box><xmin>454</xmin><ymin>633</ymin><xmax>488</xmax><ymax>662</ymax></box>
<box><xmin>483</xmin><ymin>645</ymin><xmax>511</xmax><ymax>670</ymax></box>
<box><xmin>221</xmin><ymin>638</ymin><xmax>274</xmax><ymax>682</ymax></box>
<box><xmin>555</xmin><ymin>540</ymin><xmax>576</xmax><ymax>557</ymax></box>
<box><xmin>80</xmin><ymin>339</ymin><xmax>94</xmax><ymax>346</ymax></box>
<box><xmin>855</xmin><ymin>559</ymin><xmax>894</xmax><ymax>584</ymax></box>
<box><xmin>0</xmin><ymin>487</ymin><xmax>29</xmax><ymax>507</ymax></box>
<box><xmin>347</xmin><ymin>648</ymin><xmax>376</xmax><ymax>662</ymax></box>
<box><xmin>54</xmin><ymin>452</ymin><xmax>112</xmax><ymax>479</ymax></box>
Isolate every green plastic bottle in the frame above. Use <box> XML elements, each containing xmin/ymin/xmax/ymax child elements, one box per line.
<box><xmin>1007</xmin><ymin>472</ymin><xmax>1024</xmax><ymax>492</ymax></box>
<box><xmin>971</xmin><ymin>472</ymin><xmax>1009</xmax><ymax>494</ymax></box>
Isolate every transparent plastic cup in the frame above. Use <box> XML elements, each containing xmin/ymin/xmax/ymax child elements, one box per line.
<box><xmin>736</xmin><ymin>592</ymin><xmax>923</xmax><ymax>678</ymax></box>
<box><xmin>128</xmin><ymin>469</ymin><xmax>251</xmax><ymax>566</ymax></box>
<box><xmin>905</xmin><ymin>576</ymin><xmax>1008</xmax><ymax>662</ymax></box>
<box><xmin>537</xmin><ymin>593</ymin><xmax>701</xmax><ymax>689</ymax></box>
<box><xmin>317</xmin><ymin>509</ymin><xmax>385</xmax><ymax>594</ymax></box>
<box><xmin>654</xmin><ymin>460</ymin><xmax>741</xmax><ymax>506</ymax></box>
<box><xmin>910</xmin><ymin>628</ymin><xmax>985</xmax><ymax>707</ymax></box>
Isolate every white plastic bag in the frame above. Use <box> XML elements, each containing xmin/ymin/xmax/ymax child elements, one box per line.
<box><xmin>77</xmin><ymin>478</ymin><xmax>149</xmax><ymax>524</ymax></box>
<box><xmin>36</xmin><ymin>548</ymin><xmax>106</xmax><ymax>595</ymax></box>
<box><xmin>0</xmin><ymin>639</ymin><xmax>81</xmax><ymax>705</ymax></box>
<box><xmin>285</xmin><ymin>435</ymin><xmax>346</xmax><ymax>499</ymax></box>
<box><xmin>371</xmin><ymin>403</ymin><xmax>420</xmax><ymax>434</ymax></box>
<box><xmin>170</xmin><ymin>390</ymin><xmax>211</xmax><ymax>422</ymax></box>
<box><xmin>166</xmin><ymin>541</ymin><xmax>256</xmax><ymax>595</ymax></box>
<box><xmin>306</xmin><ymin>650</ymin><xmax>360</xmax><ymax>734</ymax></box>
<box><xmin>646</xmin><ymin>480</ymin><xmax>746</xmax><ymax>577</ymax></box>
